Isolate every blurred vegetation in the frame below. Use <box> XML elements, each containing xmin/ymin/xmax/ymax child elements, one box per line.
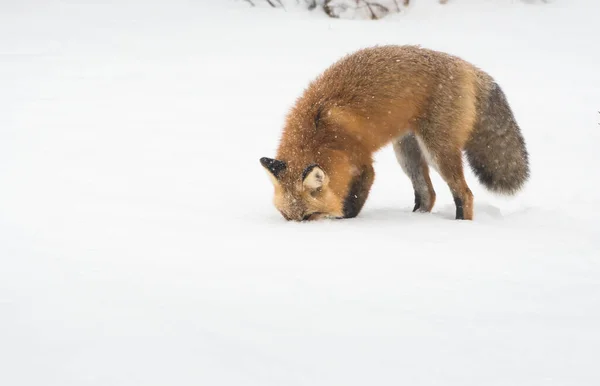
<box><xmin>243</xmin><ymin>0</ymin><xmax>449</xmax><ymax>20</ymax></box>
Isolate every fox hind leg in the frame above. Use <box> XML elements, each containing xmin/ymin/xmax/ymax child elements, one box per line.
<box><xmin>414</xmin><ymin>134</ymin><xmax>474</xmax><ymax>220</ymax></box>
<box><xmin>393</xmin><ymin>133</ymin><xmax>436</xmax><ymax>213</ymax></box>
<box><xmin>439</xmin><ymin>153</ymin><xmax>473</xmax><ymax>220</ymax></box>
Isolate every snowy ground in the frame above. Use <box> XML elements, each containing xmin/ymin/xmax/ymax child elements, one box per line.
<box><xmin>1</xmin><ymin>0</ymin><xmax>599</xmax><ymax>385</ymax></box>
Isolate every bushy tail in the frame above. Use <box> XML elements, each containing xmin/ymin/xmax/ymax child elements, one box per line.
<box><xmin>465</xmin><ymin>82</ymin><xmax>530</xmax><ymax>195</ymax></box>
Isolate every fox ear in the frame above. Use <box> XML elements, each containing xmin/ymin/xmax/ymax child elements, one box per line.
<box><xmin>260</xmin><ymin>157</ymin><xmax>286</xmax><ymax>180</ymax></box>
<box><xmin>302</xmin><ymin>164</ymin><xmax>328</xmax><ymax>190</ymax></box>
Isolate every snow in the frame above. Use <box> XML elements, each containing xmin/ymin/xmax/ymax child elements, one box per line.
<box><xmin>1</xmin><ymin>0</ymin><xmax>599</xmax><ymax>385</ymax></box>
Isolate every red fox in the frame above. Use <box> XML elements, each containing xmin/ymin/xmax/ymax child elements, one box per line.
<box><xmin>260</xmin><ymin>45</ymin><xmax>529</xmax><ymax>221</ymax></box>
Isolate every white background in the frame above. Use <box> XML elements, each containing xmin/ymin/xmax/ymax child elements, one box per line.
<box><xmin>1</xmin><ymin>1</ymin><xmax>599</xmax><ymax>385</ymax></box>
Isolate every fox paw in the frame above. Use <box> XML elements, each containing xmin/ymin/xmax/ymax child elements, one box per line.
<box><xmin>412</xmin><ymin>191</ymin><xmax>435</xmax><ymax>213</ymax></box>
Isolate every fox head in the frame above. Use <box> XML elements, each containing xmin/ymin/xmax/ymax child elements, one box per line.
<box><xmin>259</xmin><ymin>156</ymin><xmax>374</xmax><ymax>221</ymax></box>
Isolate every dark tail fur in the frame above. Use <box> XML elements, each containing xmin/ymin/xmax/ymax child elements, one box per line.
<box><xmin>465</xmin><ymin>82</ymin><xmax>529</xmax><ymax>194</ymax></box>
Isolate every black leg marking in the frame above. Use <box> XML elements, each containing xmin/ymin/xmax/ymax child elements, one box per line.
<box><xmin>413</xmin><ymin>192</ymin><xmax>421</xmax><ymax>212</ymax></box>
<box><xmin>453</xmin><ymin>196</ymin><xmax>464</xmax><ymax>220</ymax></box>
<box><xmin>343</xmin><ymin>165</ymin><xmax>374</xmax><ymax>219</ymax></box>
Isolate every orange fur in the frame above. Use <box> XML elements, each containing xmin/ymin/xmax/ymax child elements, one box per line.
<box><xmin>261</xmin><ymin>45</ymin><xmax>529</xmax><ymax>221</ymax></box>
